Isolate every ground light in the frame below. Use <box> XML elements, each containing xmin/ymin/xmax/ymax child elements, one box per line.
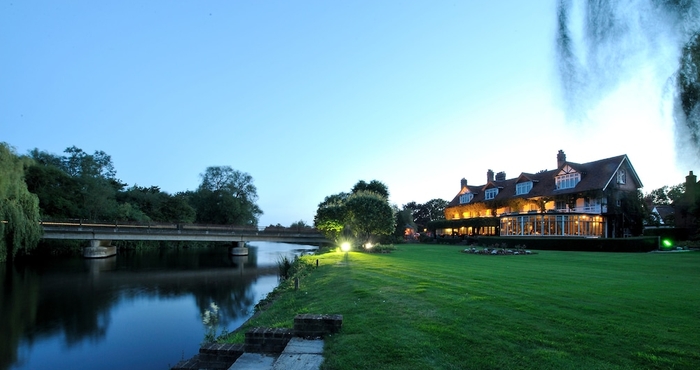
<box><xmin>662</xmin><ymin>238</ymin><xmax>674</xmax><ymax>249</ymax></box>
<box><xmin>340</xmin><ymin>242</ymin><xmax>351</xmax><ymax>265</ymax></box>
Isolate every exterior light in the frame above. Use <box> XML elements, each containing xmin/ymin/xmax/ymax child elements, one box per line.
<box><xmin>341</xmin><ymin>242</ymin><xmax>351</xmax><ymax>252</ymax></box>
<box><xmin>662</xmin><ymin>239</ymin><xmax>673</xmax><ymax>248</ymax></box>
<box><xmin>365</xmin><ymin>243</ymin><xmax>373</xmax><ymax>249</ymax></box>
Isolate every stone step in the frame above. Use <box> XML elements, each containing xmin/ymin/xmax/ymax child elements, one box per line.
<box><xmin>272</xmin><ymin>338</ymin><xmax>324</xmax><ymax>370</ymax></box>
<box><xmin>228</xmin><ymin>338</ymin><xmax>324</xmax><ymax>370</ymax></box>
<box><xmin>171</xmin><ymin>343</ymin><xmax>245</xmax><ymax>370</ymax></box>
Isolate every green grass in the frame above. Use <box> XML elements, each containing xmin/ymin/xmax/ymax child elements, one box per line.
<box><xmin>225</xmin><ymin>245</ymin><xmax>700</xmax><ymax>370</ymax></box>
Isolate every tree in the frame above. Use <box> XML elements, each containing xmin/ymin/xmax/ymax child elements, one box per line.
<box><xmin>24</xmin><ymin>163</ymin><xmax>81</xmax><ymax>219</ymax></box>
<box><xmin>403</xmin><ymin>198</ymin><xmax>448</xmax><ymax>227</ymax></box>
<box><xmin>190</xmin><ymin>166</ymin><xmax>262</xmax><ymax>226</ymax></box>
<box><xmin>345</xmin><ymin>191</ymin><xmax>394</xmax><ymax>244</ymax></box>
<box><xmin>160</xmin><ymin>193</ymin><xmax>196</xmax><ymax>223</ymax></box>
<box><xmin>27</xmin><ymin>147</ymin><xmax>124</xmax><ymax>221</ymax></box>
<box><xmin>314</xmin><ymin>193</ymin><xmax>348</xmax><ymax>242</ymax></box>
<box><xmin>679</xmin><ymin>31</ymin><xmax>700</xmax><ymax>154</ymax></box>
<box><xmin>644</xmin><ymin>184</ymin><xmax>685</xmax><ymax>205</ymax></box>
<box><xmin>351</xmin><ymin>180</ymin><xmax>389</xmax><ymax>199</ymax></box>
<box><xmin>290</xmin><ymin>220</ymin><xmax>311</xmax><ymax>229</ymax></box>
<box><xmin>0</xmin><ymin>143</ymin><xmax>43</xmax><ymax>262</ymax></box>
<box><xmin>394</xmin><ymin>206</ymin><xmax>417</xmax><ymax>239</ymax></box>
<box><xmin>314</xmin><ymin>180</ymin><xmax>394</xmax><ymax>245</ymax></box>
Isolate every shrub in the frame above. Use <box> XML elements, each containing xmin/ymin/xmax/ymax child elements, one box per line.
<box><xmin>276</xmin><ymin>254</ymin><xmax>298</xmax><ymax>280</ymax></box>
<box><xmin>363</xmin><ymin>244</ymin><xmax>396</xmax><ymax>253</ymax></box>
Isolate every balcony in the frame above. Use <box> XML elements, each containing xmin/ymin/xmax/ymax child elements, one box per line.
<box><xmin>553</xmin><ymin>205</ymin><xmax>604</xmax><ymax>214</ymax></box>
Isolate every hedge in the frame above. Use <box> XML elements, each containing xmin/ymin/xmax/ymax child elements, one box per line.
<box><xmin>475</xmin><ymin>236</ymin><xmax>659</xmax><ymax>252</ymax></box>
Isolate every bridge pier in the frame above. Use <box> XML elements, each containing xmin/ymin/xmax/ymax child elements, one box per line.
<box><xmin>84</xmin><ymin>240</ymin><xmax>117</xmax><ymax>259</ymax></box>
<box><xmin>230</xmin><ymin>241</ymin><xmax>248</xmax><ymax>256</ymax></box>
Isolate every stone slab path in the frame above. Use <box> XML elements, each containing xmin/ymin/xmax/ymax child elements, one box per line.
<box><xmin>228</xmin><ymin>338</ymin><xmax>324</xmax><ymax>370</ymax></box>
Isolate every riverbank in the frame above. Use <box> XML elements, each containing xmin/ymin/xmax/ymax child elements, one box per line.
<box><xmin>222</xmin><ymin>244</ymin><xmax>700</xmax><ymax>369</ymax></box>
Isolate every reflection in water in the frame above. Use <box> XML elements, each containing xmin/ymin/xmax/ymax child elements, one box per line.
<box><xmin>0</xmin><ymin>242</ymin><xmax>316</xmax><ymax>370</ymax></box>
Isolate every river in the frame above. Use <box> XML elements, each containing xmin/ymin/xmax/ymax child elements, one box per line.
<box><xmin>0</xmin><ymin>242</ymin><xmax>317</xmax><ymax>370</ymax></box>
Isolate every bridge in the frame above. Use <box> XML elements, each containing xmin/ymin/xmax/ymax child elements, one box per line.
<box><xmin>40</xmin><ymin>221</ymin><xmax>332</xmax><ymax>258</ymax></box>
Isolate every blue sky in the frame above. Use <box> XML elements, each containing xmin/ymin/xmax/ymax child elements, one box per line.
<box><xmin>1</xmin><ymin>1</ymin><xmax>692</xmax><ymax>226</ymax></box>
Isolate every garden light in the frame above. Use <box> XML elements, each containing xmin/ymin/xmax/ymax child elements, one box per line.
<box><xmin>341</xmin><ymin>242</ymin><xmax>351</xmax><ymax>252</ymax></box>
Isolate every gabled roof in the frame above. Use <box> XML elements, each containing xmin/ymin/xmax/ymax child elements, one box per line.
<box><xmin>515</xmin><ymin>173</ymin><xmax>537</xmax><ymax>183</ymax></box>
<box><xmin>447</xmin><ymin>153</ymin><xmax>642</xmax><ymax>207</ymax></box>
<box><xmin>652</xmin><ymin>204</ymin><xmax>674</xmax><ymax>220</ymax></box>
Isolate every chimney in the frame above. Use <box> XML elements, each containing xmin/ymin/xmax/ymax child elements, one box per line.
<box><xmin>686</xmin><ymin>171</ymin><xmax>697</xmax><ymax>201</ymax></box>
<box><xmin>487</xmin><ymin>169</ymin><xmax>494</xmax><ymax>183</ymax></box>
<box><xmin>495</xmin><ymin>171</ymin><xmax>506</xmax><ymax>181</ymax></box>
<box><xmin>460</xmin><ymin>178</ymin><xmax>468</xmax><ymax>189</ymax></box>
<box><xmin>557</xmin><ymin>150</ymin><xmax>566</xmax><ymax>168</ymax></box>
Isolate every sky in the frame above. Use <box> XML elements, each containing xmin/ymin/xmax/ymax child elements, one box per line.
<box><xmin>1</xmin><ymin>1</ymin><xmax>695</xmax><ymax>227</ymax></box>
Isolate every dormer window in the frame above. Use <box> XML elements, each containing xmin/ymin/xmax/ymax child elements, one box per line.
<box><xmin>555</xmin><ymin>165</ymin><xmax>580</xmax><ymax>190</ymax></box>
<box><xmin>617</xmin><ymin>169</ymin><xmax>626</xmax><ymax>184</ymax></box>
<box><xmin>516</xmin><ymin>181</ymin><xmax>533</xmax><ymax>195</ymax></box>
<box><xmin>485</xmin><ymin>188</ymin><xmax>498</xmax><ymax>200</ymax></box>
<box><xmin>459</xmin><ymin>193</ymin><xmax>473</xmax><ymax>204</ymax></box>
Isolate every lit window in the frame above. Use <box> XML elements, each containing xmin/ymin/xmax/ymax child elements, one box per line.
<box><xmin>459</xmin><ymin>193</ymin><xmax>473</xmax><ymax>204</ymax></box>
<box><xmin>485</xmin><ymin>188</ymin><xmax>498</xmax><ymax>200</ymax></box>
<box><xmin>617</xmin><ymin>169</ymin><xmax>626</xmax><ymax>184</ymax></box>
<box><xmin>516</xmin><ymin>181</ymin><xmax>533</xmax><ymax>195</ymax></box>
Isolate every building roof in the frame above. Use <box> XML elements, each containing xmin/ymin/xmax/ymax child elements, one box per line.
<box><xmin>447</xmin><ymin>153</ymin><xmax>642</xmax><ymax>208</ymax></box>
<box><xmin>651</xmin><ymin>204</ymin><xmax>674</xmax><ymax>220</ymax></box>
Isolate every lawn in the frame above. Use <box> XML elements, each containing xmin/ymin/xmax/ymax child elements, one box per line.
<box><xmin>227</xmin><ymin>245</ymin><xmax>700</xmax><ymax>370</ymax></box>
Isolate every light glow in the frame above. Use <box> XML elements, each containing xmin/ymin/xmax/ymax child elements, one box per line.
<box><xmin>365</xmin><ymin>243</ymin><xmax>373</xmax><ymax>249</ymax></box>
<box><xmin>341</xmin><ymin>242</ymin><xmax>351</xmax><ymax>252</ymax></box>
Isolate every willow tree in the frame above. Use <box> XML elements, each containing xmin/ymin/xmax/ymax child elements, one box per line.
<box><xmin>0</xmin><ymin>143</ymin><xmax>42</xmax><ymax>262</ymax></box>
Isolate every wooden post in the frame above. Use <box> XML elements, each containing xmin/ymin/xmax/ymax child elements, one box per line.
<box><xmin>294</xmin><ymin>277</ymin><xmax>299</xmax><ymax>290</ymax></box>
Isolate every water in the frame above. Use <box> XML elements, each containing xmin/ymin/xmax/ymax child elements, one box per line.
<box><xmin>0</xmin><ymin>242</ymin><xmax>317</xmax><ymax>370</ymax></box>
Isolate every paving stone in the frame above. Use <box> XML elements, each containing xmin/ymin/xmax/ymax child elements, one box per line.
<box><xmin>272</xmin><ymin>353</ymin><xmax>324</xmax><ymax>370</ymax></box>
<box><xmin>228</xmin><ymin>353</ymin><xmax>277</xmax><ymax>370</ymax></box>
<box><xmin>282</xmin><ymin>338</ymin><xmax>324</xmax><ymax>355</ymax></box>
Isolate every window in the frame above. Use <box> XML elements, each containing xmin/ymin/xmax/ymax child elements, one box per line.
<box><xmin>555</xmin><ymin>165</ymin><xmax>581</xmax><ymax>190</ymax></box>
<box><xmin>556</xmin><ymin>173</ymin><xmax>580</xmax><ymax>189</ymax></box>
<box><xmin>617</xmin><ymin>169</ymin><xmax>626</xmax><ymax>184</ymax></box>
<box><xmin>516</xmin><ymin>181</ymin><xmax>533</xmax><ymax>195</ymax></box>
<box><xmin>556</xmin><ymin>201</ymin><xmax>567</xmax><ymax>210</ymax></box>
<box><xmin>459</xmin><ymin>193</ymin><xmax>473</xmax><ymax>204</ymax></box>
<box><xmin>485</xmin><ymin>188</ymin><xmax>498</xmax><ymax>200</ymax></box>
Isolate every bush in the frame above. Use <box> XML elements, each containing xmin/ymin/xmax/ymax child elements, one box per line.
<box><xmin>363</xmin><ymin>244</ymin><xmax>396</xmax><ymax>253</ymax></box>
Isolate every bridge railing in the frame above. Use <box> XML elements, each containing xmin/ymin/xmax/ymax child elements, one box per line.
<box><xmin>40</xmin><ymin>219</ymin><xmax>324</xmax><ymax>236</ymax></box>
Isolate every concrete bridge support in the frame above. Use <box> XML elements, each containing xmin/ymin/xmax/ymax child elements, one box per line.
<box><xmin>230</xmin><ymin>241</ymin><xmax>248</xmax><ymax>256</ymax></box>
<box><xmin>84</xmin><ymin>240</ymin><xmax>117</xmax><ymax>259</ymax></box>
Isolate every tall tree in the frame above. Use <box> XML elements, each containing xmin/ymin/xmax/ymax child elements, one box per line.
<box><xmin>191</xmin><ymin>166</ymin><xmax>262</xmax><ymax>225</ymax></box>
<box><xmin>351</xmin><ymin>180</ymin><xmax>389</xmax><ymax>199</ymax></box>
<box><xmin>345</xmin><ymin>191</ymin><xmax>394</xmax><ymax>244</ymax></box>
<box><xmin>27</xmin><ymin>147</ymin><xmax>123</xmax><ymax>221</ymax></box>
<box><xmin>644</xmin><ymin>183</ymin><xmax>686</xmax><ymax>205</ymax></box>
<box><xmin>314</xmin><ymin>193</ymin><xmax>349</xmax><ymax>242</ymax></box>
<box><xmin>24</xmin><ymin>164</ymin><xmax>81</xmax><ymax>219</ymax></box>
<box><xmin>314</xmin><ymin>180</ymin><xmax>394</xmax><ymax>245</ymax></box>
<box><xmin>0</xmin><ymin>143</ymin><xmax>42</xmax><ymax>262</ymax></box>
<box><xmin>403</xmin><ymin>198</ymin><xmax>448</xmax><ymax>227</ymax></box>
